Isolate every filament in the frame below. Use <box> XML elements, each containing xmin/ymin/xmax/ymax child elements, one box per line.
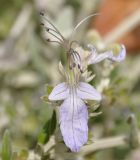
<box><xmin>46</xmin><ymin>27</ymin><xmax>64</xmax><ymax>42</ymax></box>
<box><xmin>45</xmin><ymin>28</ymin><xmax>64</xmax><ymax>43</ymax></box>
<box><xmin>40</xmin><ymin>12</ymin><xmax>66</xmax><ymax>41</ymax></box>
<box><xmin>69</xmin><ymin>13</ymin><xmax>100</xmax><ymax>43</ymax></box>
<box><xmin>46</xmin><ymin>39</ymin><xmax>63</xmax><ymax>45</ymax></box>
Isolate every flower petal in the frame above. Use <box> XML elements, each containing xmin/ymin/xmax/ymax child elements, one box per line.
<box><xmin>77</xmin><ymin>82</ymin><xmax>102</xmax><ymax>101</ymax></box>
<box><xmin>88</xmin><ymin>44</ymin><xmax>126</xmax><ymax>64</ymax></box>
<box><xmin>60</xmin><ymin>93</ymin><xmax>88</xmax><ymax>152</ymax></box>
<box><xmin>109</xmin><ymin>45</ymin><xmax>126</xmax><ymax>62</ymax></box>
<box><xmin>90</xmin><ymin>51</ymin><xmax>113</xmax><ymax>64</ymax></box>
<box><xmin>48</xmin><ymin>83</ymin><xmax>69</xmax><ymax>101</ymax></box>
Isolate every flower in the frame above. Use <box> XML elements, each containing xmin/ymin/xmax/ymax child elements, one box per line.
<box><xmin>88</xmin><ymin>44</ymin><xmax>126</xmax><ymax>64</ymax></box>
<box><xmin>49</xmin><ymin>82</ymin><xmax>101</xmax><ymax>152</ymax></box>
<box><xmin>48</xmin><ymin>44</ymin><xmax>126</xmax><ymax>152</ymax></box>
<box><xmin>73</xmin><ymin>44</ymin><xmax>126</xmax><ymax>68</ymax></box>
<box><xmin>40</xmin><ymin>13</ymin><xmax>126</xmax><ymax>152</ymax></box>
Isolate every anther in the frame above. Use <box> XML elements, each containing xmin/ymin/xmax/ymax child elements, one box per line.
<box><xmin>46</xmin><ymin>39</ymin><xmax>63</xmax><ymax>45</ymax></box>
<box><xmin>80</xmin><ymin>69</ymin><xmax>84</xmax><ymax>73</ymax></box>
<box><xmin>45</xmin><ymin>28</ymin><xmax>64</xmax><ymax>43</ymax></box>
<box><xmin>40</xmin><ymin>12</ymin><xmax>44</xmax><ymax>16</ymax></box>
<box><xmin>46</xmin><ymin>28</ymin><xmax>50</xmax><ymax>32</ymax></box>
<box><xmin>78</xmin><ymin>64</ymin><xmax>81</xmax><ymax>69</ymax></box>
<box><xmin>69</xmin><ymin>63</ymin><xmax>75</xmax><ymax>69</ymax></box>
<box><xmin>72</xmin><ymin>63</ymin><xmax>76</xmax><ymax>68</ymax></box>
<box><xmin>40</xmin><ymin>14</ymin><xmax>66</xmax><ymax>42</ymax></box>
<box><xmin>40</xmin><ymin>23</ymin><xmax>44</xmax><ymax>26</ymax></box>
<box><xmin>78</xmin><ymin>64</ymin><xmax>83</xmax><ymax>73</ymax></box>
<box><xmin>46</xmin><ymin>38</ymin><xmax>50</xmax><ymax>42</ymax></box>
<box><xmin>69</xmin><ymin>65</ymin><xmax>73</xmax><ymax>70</ymax></box>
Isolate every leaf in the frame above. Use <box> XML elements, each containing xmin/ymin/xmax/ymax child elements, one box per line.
<box><xmin>38</xmin><ymin>132</ymin><xmax>46</xmax><ymax>144</ymax></box>
<box><xmin>41</xmin><ymin>95</ymin><xmax>49</xmax><ymax>102</ymax></box>
<box><xmin>38</xmin><ymin>110</ymin><xmax>57</xmax><ymax>144</ymax></box>
<box><xmin>1</xmin><ymin>130</ymin><xmax>12</xmax><ymax>160</ymax></box>
<box><xmin>41</xmin><ymin>85</ymin><xmax>53</xmax><ymax>102</ymax></box>
<box><xmin>12</xmin><ymin>150</ymin><xmax>28</xmax><ymax>160</ymax></box>
<box><xmin>45</xmin><ymin>84</ymin><xmax>53</xmax><ymax>95</ymax></box>
<box><xmin>86</xmin><ymin>101</ymin><xmax>100</xmax><ymax>111</ymax></box>
<box><xmin>89</xmin><ymin>112</ymin><xmax>102</xmax><ymax>117</ymax></box>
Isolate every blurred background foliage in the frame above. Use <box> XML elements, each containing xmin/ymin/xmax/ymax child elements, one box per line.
<box><xmin>0</xmin><ymin>0</ymin><xmax>140</xmax><ymax>160</ymax></box>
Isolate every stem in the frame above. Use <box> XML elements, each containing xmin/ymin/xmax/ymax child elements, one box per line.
<box><xmin>79</xmin><ymin>132</ymin><xmax>140</xmax><ymax>156</ymax></box>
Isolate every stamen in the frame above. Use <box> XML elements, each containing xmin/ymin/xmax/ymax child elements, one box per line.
<box><xmin>68</xmin><ymin>48</ymin><xmax>83</xmax><ymax>72</ymax></box>
<box><xmin>46</xmin><ymin>28</ymin><xmax>49</xmax><ymax>32</ymax></box>
<box><xmin>46</xmin><ymin>27</ymin><xmax>66</xmax><ymax>42</ymax></box>
<box><xmin>40</xmin><ymin>22</ymin><xmax>64</xmax><ymax>44</ymax></box>
<box><xmin>73</xmin><ymin>63</ymin><xmax>76</xmax><ymax>68</ymax></box>
<box><xmin>40</xmin><ymin>12</ymin><xmax>66</xmax><ymax>41</ymax></box>
<box><xmin>73</xmin><ymin>54</ymin><xmax>80</xmax><ymax>65</ymax></box>
<box><xmin>69</xmin><ymin>64</ymin><xmax>73</xmax><ymax>70</ymax></box>
<box><xmin>73</xmin><ymin>51</ymin><xmax>81</xmax><ymax>68</ymax></box>
<box><xmin>78</xmin><ymin>62</ymin><xmax>83</xmax><ymax>73</ymax></box>
<box><xmin>40</xmin><ymin>23</ymin><xmax>44</xmax><ymax>26</ymax></box>
<box><xmin>46</xmin><ymin>39</ymin><xmax>63</xmax><ymax>45</ymax></box>
<box><xmin>46</xmin><ymin>27</ymin><xmax>62</xmax><ymax>36</ymax></box>
<box><xmin>45</xmin><ymin>27</ymin><xmax>64</xmax><ymax>43</ymax></box>
<box><xmin>69</xmin><ymin>63</ymin><xmax>76</xmax><ymax>69</ymax></box>
<box><xmin>70</xmin><ymin>50</ymin><xmax>76</xmax><ymax>62</ymax></box>
<box><xmin>74</xmin><ymin>51</ymin><xmax>81</xmax><ymax>63</ymax></box>
<box><xmin>78</xmin><ymin>64</ymin><xmax>80</xmax><ymax>69</ymax></box>
<box><xmin>73</xmin><ymin>51</ymin><xmax>83</xmax><ymax>73</ymax></box>
<box><xmin>80</xmin><ymin>68</ymin><xmax>83</xmax><ymax>73</ymax></box>
<box><xmin>69</xmin><ymin>13</ymin><xmax>100</xmax><ymax>43</ymax></box>
<box><xmin>69</xmin><ymin>40</ymin><xmax>79</xmax><ymax>48</ymax></box>
<box><xmin>40</xmin><ymin>12</ymin><xmax>44</xmax><ymax>16</ymax></box>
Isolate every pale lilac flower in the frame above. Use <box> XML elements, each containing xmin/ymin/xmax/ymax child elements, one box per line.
<box><xmin>88</xmin><ymin>44</ymin><xmax>126</xmax><ymax>64</ymax></box>
<box><xmin>41</xmin><ymin>13</ymin><xmax>126</xmax><ymax>152</ymax></box>
<box><xmin>69</xmin><ymin>44</ymin><xmax>126</xmax><ymax>73</ymax></box>
<box><xmin>48</xmin><ymin>43</ymin><xmax>126</xmax><ymax>152</ymax></box>
<box><xmin>49</xmin><ymin>82</ymin><xmax>101</xmax><ymax>152</ymax></box>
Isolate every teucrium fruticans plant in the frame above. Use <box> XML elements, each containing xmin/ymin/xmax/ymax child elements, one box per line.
<box><xmin>40</xmin><ymin>13</ymin><xmax>126</xmax><ymax>152</ymax></box>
